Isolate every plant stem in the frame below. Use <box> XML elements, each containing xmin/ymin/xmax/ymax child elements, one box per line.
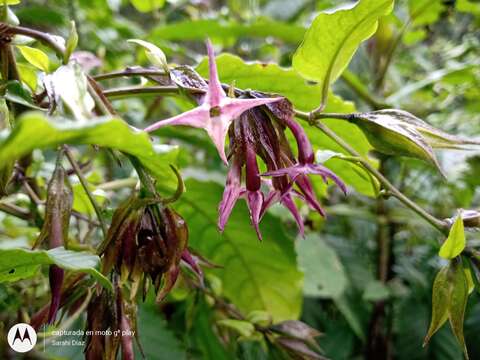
<box><xmin>6</xmin><ymin>24</ymin><xmax>65</xmax><ymax>59</ymax></box>
<box><xmin>294</xmin><ymin>110</ymin><xmax>449</xmax><ymax>234</ymax></box>
<box><xmin>0</xmin><ymin>201</ymin><xmax>30</xmax><ymax>220</ymax></box>
<box><xmin>103</xmin><ymin>85</ymin><xmax>200</xmax><ymax>99</ymax></box>
<box><xmin>64</xmin><ymin>146</ymin><xmax>108</xmax><ymax>238</ymax></box>
<box><xmin>93</xmin><ymin>68</ymin><xmax>166</xmax><ymax>81</ymax></box>
<box><xmin>97</xmin><ymin>178</ymin><xmax>137</xmax><ymax>191</ymax></box>
<box><xmin>341</xmin><ymin>70</ymin><xmax>389</xmax><ymax>110</ymax></box>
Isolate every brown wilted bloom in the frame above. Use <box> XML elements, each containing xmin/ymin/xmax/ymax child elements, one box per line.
<box><xmin>101</xmin><ymin>194</ymin><xmax>199</xmax><ymax>302</ymax></box>
<box><xmin>85</xmin><ymin>286</ymin><xmax>135</xmax><ymax>360</ymax></box>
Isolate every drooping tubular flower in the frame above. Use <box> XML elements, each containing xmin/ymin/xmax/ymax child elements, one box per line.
<box><xmin>144</xmin><ymin>40</ymin><xmax>281</xmax><ymax>164</ymax></box>
<box><xmin>218</xmin><ymin>99</ymin><xmax>346</xmax><ymax>239</ymax></box>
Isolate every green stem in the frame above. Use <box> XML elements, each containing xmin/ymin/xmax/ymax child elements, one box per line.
<box><xmin>6</xmin><ymin>25</ymin><xmax>65</xmax><ymax>59</ymax></box>
<box><xmin>103</xmin><ymin>85</ymin><xmax>201</xmax><ymax>99</ymax></box>
<box><xmin>294</xmin><ymin>110</ymin><xmax>449</xmax><ymax>234</ymax></box>
<box><xmin>341</xmin><ymin>70</ymin><xmax>389</xmax><ymax>110</ymax></box>
<box><xmin>93</xmin><ymin>68</ymin><xmax>166</xmax><ymax>81</ymax></box>
<box><xmin>97</xmin><ymin>178</ymin><xmax>137</xmax><ymax>191</ymax></box>
<box><xmin>0</xmin><ymin>201</ymin><xmax>30</xmax><ymax>220</ymax></box>
<box><xmin>64</xmin><ymin>146</ymin><xmax>108</xmax><ymax>238</ymax></box>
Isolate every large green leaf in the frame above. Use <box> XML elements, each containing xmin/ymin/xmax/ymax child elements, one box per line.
<box><xmin>150</xmin><ymin>18</ymin><xmax>304</xmax><ymax>44</ymax></box>
<box><xmin>196</xmin><ymin>54</ymin><xmax>378</xmax><ymax>196</ymax></box>
<box><xmin>175</xmin><ymin>180</ymin><xmax>303</xmax><ymax>322</ymax></box>
<box><xmin>0</xmin><ymin>112</ymin><xmax>179</xmax><ymax>191</ymax></box>
<box><xmin>0</xmin><ymin>246</ymin><xmax>111</xmax><ymax>290</ymax></box>
<box><xmin>292</xmin><ymin>0</ymin><xmax>394</xmax><ymax>107</ymax></box>
<box><xmin>135</xmin><ymin>302</ymin><xmax>186</xmax><ymax>360</ymax></box>
<box><xmin>296</xmin><ymin>234</ymin><xmax>348</xmax><ymax>298</ymax></box>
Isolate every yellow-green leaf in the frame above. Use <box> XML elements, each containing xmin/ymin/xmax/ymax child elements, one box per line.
<box><xmin>130</xmin><ymin>0</ymin><xmax>165</xmax><ymax>12</ymax></box>
<box><xmin>127</xmin><ymin>39</ymin><xmax>168</xmax><ymax>72</ymax></box>
<box><xmin>292</xmin><ymin>0</ymin><xmax>393</xmax><ymax>108</ymax></box>
<box><xmin>439</xmin><ymin>212</ymin><xmax>466</xmax><ymax>259</ymax></box>
<box><xmin>16</xmin><ymin>62</ymin><xmax>37</xmax><ymax>91</ymax></box>
<box><xmin>423</xmin><ymin>266</ymin><xmax>450</xmax><ymax>346</ymax></box>
<box><xmin>217</xmin><ymin>319</ymin><xmax>255</xmax><ymax>338</ymax></box>
<box><xmin>64</xmin><ymin>21</ymin><xmax>78</xmax><ymax>64</ymax></box>
<box><xmin>16</xmin><ymin>45</ymin><xmax>50</xmax><ymax>72</ymax></box>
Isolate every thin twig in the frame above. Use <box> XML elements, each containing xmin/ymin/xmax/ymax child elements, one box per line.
<box><xmin>294</xmin><ymin>110</ymin><xmax>449</xmax><ymax>234</ymax></box>
<box><xmin>64</xmin><ymin>146</ymin><xmax>108</xmax><ymax>238</ymax></box>
<box><xmin>103</xmin><ymin>85</ymin><xmax>198</xmax><ymax>99</ymax></box>
<box><xmin>7</xmin><ymin>24</ymin><xmax>65</xmax><ymax>59</ymax></box>
<box><xmin>93</xmin><ymin>68</ymin><xmax>166</xmax><ymax>81</ymax></box>
<box><xmin>0</xmin><ymin>201</ymin><xmax>31</xmax><ymax>220</ymax></box>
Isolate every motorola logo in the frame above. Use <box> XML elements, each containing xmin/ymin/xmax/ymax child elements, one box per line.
<box><xmin>7</xmin><ymin>323</ymin><xmax>37</xmax><ymax>353</ymax></box>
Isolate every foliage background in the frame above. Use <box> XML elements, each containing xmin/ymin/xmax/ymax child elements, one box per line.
<box><xmin>1</xmin><ymin>0</ymin><xmax>480</xmax><ymax>359</ymax></box>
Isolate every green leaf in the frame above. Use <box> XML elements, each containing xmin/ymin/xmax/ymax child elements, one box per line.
<box><xmin>16</xmin><ymin>45</ymin><xmax>50</xmax><ymax>72</ymax></box>
<box><xmin>130</xmin><ymin>0</ymin><xmax>165</xmax><ymax>12</ymax></box>
<box><xmin>72</xmin><ymin>183</ymin><xmax>106</xmax><ymax>216</ymax></box>
<box><xmin>362</xmin><ymin>280</ymin><xmax>390</xmax><ymax>301</ymax></box>
<box><xmin>190</xmin><ymin>298</ymin><xmax>232</xmax><ymax>360</ymax></box>
<box><xmin>292</xmin><ymin>0</ymin><xmax>394</xmax><ymax>107</ymax></box>
<box><xmin>296</xmin><ymin>234</ymin><xmax>348</xmax><ymax>298</ymax></box>
<box><xmin>196</xmin><ymin>54</ymin><xmax>378</xmax><ymax>197</ymax></box>
<box><xmin>64</xmin><ymin>21</ymin><xmax>78</xmax><ymax>64</ymax></box>
<box><xmin>448</xmin><ymin>261</ymin><xmax>469</xmax><ymax>359</ymax></box>
<box><xmin>1</xmin><ymin>0</ymin><xmax>20</xmax><ymax>4</ymax></box>
<box><xmin>217</xmin><ymin>319</ymin><xmax>255</xmax><ymax>337</ymax></box>
<box><xmin>136</xmin><ymin>302</ymin><xmax>186</xmax><ymax>359</ymax></box>
<box><xmin>16</xmin><ymin>62</ymin><xmax>37</xmax><ymax>91</ymax></box>
<box><xmin>424</xmin><ymin>266</ymin><xmax>450</xmax><ymax>345</ymax></box>
<box><xmin>150</xmin><ymin>18</ymin><xmax>305</xmax><ymax>44</ymax></box>
<box><xmin>5</xmin><ymin>80</ymin><xmax>43</xmax><ymax>110</ymax></box>
<box><xmin>439</xmin><ymin>212</ymin><xmax>466</xmax><ymax>259</ymax></box>
<box><xmin>128</xmin><ymin>39</ymin><xmax>169</xmax><ymax>72</ymax></box>
<box><xmin>175</xmin><ymin>180</ymin><xmax>303</xmax><ymax>322</ymax></box>
<box><xmin>0</xmin><ymin>246</ymin><xmax>111</xmax><ymax>290</ymax></box>
<box><xmin>0</xmin><ymin>112</ymin><xmax>179</xmax><ymax>192</ymax></box>
<box><xmin>45</xmin><ymin>63</ymin><xmax>94</xmax><ymax>121</ymax></box>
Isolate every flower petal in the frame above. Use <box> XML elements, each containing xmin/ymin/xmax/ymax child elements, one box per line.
<box><xmin>246</xmin><ymin>190</ymin><xmax>264</xmax><ymax>241</ymax></box>
<box><xmin>262</xmin><ymin>163</ymin><xmax>346</xmax><ymax>195</ymax></box>
<box><xmin>144</xmin><ymin>106</ymin><xmax>209</xmax><ymax>132</ymax></box>
<box><xmin>221</xmin><ymin>97</ymin><xmax>282</xmax><ymax>121</ymax></box>
<box><xmin>48</xmin><ymin>265</ymin><xmax>64</xmax><ymax>324</ymax></box>
<box><xmin>205</xmin><ymin>39</ymin><xmax>225</xmax><ymax>107</ymax></box>
<box><xmin>218</xmin><ymin>158</ymin><xmax>243</xmax><ymax>231</ymax></box>
<box><xmin>281</xmin><ymin>193</ymin><xmax>304</xmax><ymax>237</ymax></box>
<box><xmin>295</xmin><ymin>175</ymin><xmax>326</xmax><ymax>217</ymax></box>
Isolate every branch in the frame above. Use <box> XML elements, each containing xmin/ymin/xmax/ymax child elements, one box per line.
<box><xmin>103</xmin><ymin>85</ymin><xmax>203</xmax><ymax>99</ymax></box>
<box><xmin>4</xmin><ymin>24</ymin><xmax>65</xmax><ymax>59</ymax></box>
<box><xmin>93</xmin><ymin>68</ymin><xmax>166</xmax><ymax>81</ymax></box>
<box><xmin>64</xmin><ymin>146</ymin><xmax>108</xmax><ymax>238</ymax></box>
<box><xmin>294</xmin><ymin>110</ymin><xmax>449</xmax><ymax>234</ymax></box>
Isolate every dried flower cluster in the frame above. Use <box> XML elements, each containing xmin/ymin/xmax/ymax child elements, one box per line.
<box><xmin>101</xmin><ymin>194</ymin><xmax>201</xmax><ymax>302</ymax></box>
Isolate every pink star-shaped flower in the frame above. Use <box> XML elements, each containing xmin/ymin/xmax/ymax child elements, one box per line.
<box><xmin>144</xmin><ymin>40</ymin><xmax>282</xmax><ymax>164</ymax></box>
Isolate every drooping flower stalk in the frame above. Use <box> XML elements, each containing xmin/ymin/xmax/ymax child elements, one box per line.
<box><xmin>34</xmin><ymin>152</ymin><xmax>73</xmax><ymax>324</ymax></box>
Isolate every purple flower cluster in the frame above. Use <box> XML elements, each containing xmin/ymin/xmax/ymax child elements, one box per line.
<box><xmin>146</xmin><ymin>41</ymin><xmax>346</xmax><ymax>239</ymax></box>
